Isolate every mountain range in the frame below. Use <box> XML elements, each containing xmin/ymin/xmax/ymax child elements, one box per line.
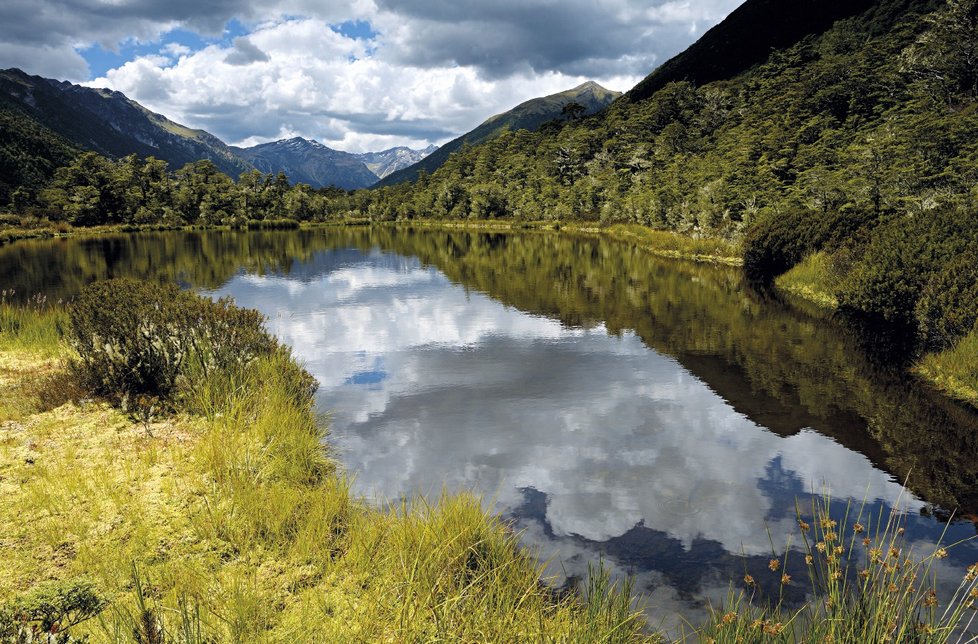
<box><xmin>0</xmin><ymin>67</ymin><xmax>621</xmax><ymax>199</ymax></box>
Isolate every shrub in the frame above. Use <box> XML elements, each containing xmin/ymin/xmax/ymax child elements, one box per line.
<box><xmin>915</xmin><ymin>250</ymin><xmax>978</xmax><ymax>351</ymax></box>
<box><xmin>68</xmin><ymin>279</ymin><xmax>315</xmax><ymax>406</ymax></box>
<box><xmin>0</xmin><ymin>578</ymin><xmax>105</xmax><ymax>641</ymax></box>
<box><xmin>742</xmin><ymin>208</ymin><xmax>872</xmax><ymax>282</ymax></box>
<box><xmin>839</xmin><ymin>206</ymin><xmax>978</xmax><ymax>329</ymax></box>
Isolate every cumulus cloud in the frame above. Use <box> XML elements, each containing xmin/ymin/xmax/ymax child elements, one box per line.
<box><xmin>0</xmin><ymin>0</ymin><xmax>742</xmax><ymax>150</ymax></box>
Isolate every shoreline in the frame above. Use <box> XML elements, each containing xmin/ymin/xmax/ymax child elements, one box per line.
<box><xmin>1</xmin><ymin>217</ymin><xmax>972</xmax><ymax>410</ymax></box>
<box><xmin>0</xmin><ymin>334</ymin><xmax>647</xmax><ymax>641</ymax></box>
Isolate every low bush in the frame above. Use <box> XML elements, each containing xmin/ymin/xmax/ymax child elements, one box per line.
<box><xmin>742</xmin><ymin>208</ymin><xmax>871</xmax><ymax>282</ymax></box>
<box><xmin>839</xmin><ymin>207</ymin><xmax>978</xmax><ymax>330</ymax></box>
<box><xmin>0</xmin><ymin>578</ymin><xmax>105</xmax><ymax>642</ymax></box>
<box><xmin>67</xmin><ymin>279</ymin><xmax>315</xmax><ymax>406</ymax></box>
<box><xmin>915</xmin><ymin>250</ymin><xmax>978</xmax><ymax>352</ymax></box>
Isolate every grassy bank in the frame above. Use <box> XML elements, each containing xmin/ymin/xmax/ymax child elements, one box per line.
<box><xmin>4</xmin><ymin>292</ymin><xmax>978</xmax><ymax>642</ymax></box>
<box><xmin>393</xmin><ymin>219</ymin><xmax>741</xmax><ymax>265</ymax></box>
<box><xmin>772</xmin><ymin>253</ymin><xmax>978</xmax><ymax>410</ymax></box>
<box><xmin>0</xmin><ymin>298</ymin><xmax>647</xmax><ymax>642</ymax></box>
<box><xmin>914</xmin><ymin>328</ymin><xmax>978</xmax><ymax>409</ymax></box>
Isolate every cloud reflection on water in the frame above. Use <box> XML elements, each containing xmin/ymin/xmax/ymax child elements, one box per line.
<box><xmin>208</xmin><ymin>246</ymin><xmax>971</xmax><ymax>626</ymax></box>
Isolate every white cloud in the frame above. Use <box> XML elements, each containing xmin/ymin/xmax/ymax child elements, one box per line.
<box><xmin>84</xmin><ymin>16</ymin><xmax>642</xmax><ymax>151</ymax></box>
<box><xmin>1</xmin><ymin>1</ymin><xmax>742</xmax><ymax>151</ymax></box>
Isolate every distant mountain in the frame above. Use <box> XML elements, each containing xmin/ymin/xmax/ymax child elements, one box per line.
<box><xmin>231</xmin><ymin>137</ymin><xmax>380</xmax><ymax>190</ymax></box>
<box><xmin>378</xmin><ymin>81</ymin><xmax>621</xmax><ymax>186</ymax></box>
<box><xmin>355</xmin><ymin>145</ymin><xmax>438</xmax><ymax>179</ymax></box>
<box><xmin>0</xmin><ymin>68</ymin><xmax>251</xmax><ymax>189</ymax></box>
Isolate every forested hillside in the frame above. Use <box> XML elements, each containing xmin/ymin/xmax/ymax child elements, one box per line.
<box><xmin>378</xmin><ymin>81</ymin><xmax>621</xmax><ymax>186</ymax></box>
<box><xmin>358</xmin><ymin>0</ymin><xmax>978</xmax><ymax>356</ymax></box>
<box><xmin>0</xmin><ymin>68</ymin><xmax>252</xmax><ymax>202</ymax></box>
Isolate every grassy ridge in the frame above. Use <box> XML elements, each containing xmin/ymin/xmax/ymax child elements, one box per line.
<box><xmin>0</xmin><ymin>300</ymin><xmax>647</xmax><ymax>642</ymax></box>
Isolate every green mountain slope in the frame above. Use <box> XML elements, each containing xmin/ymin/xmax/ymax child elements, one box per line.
<box><xmin>0</xmin><ymin>95</ymin><xmax>80</xmax><ymax>205</ymax></box>
<box><xmin>0</xmin><ymin>68</ymin><xmax>252</xmax><ymax>198</ymax></box>
<box><xmin>378</xmin><ymin>81</ymin><xmax>621</xmax><ymax>186</ymax></box>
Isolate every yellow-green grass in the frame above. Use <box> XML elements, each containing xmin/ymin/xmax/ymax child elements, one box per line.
<box><xmin>915</xmin><ymin>327</ymin><xmax>978</xmax><ymax>409</ymax></box>
<box><xmin>774</xmin><ymin>251</ymin><xmax>840</xmax><ymax>310</ymax></box>
<box><xmin>0</xmin><ymin>291</ymin><xmax>66</xmax><ymax>357</ymax></box>
<box><xmin>0</xmin><ymin>329</ymin><xmax>649</xmax><ymax>642</ymax></box>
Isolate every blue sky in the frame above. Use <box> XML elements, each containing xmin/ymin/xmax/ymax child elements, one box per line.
<box><xmin>79</xmin><ymin>20</ymin><xmax>251</xmax><ymax>79</ymax></box>
<box><xmin>0</xmin><ymin>1</ymin><xmax>742</xmax><ymax>152</ymax></box>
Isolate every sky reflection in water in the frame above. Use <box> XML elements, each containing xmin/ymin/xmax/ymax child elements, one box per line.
<box><xmin>208</xmin><ymin>245</ymin><xmax>977</xmax><ymax>628</ymax></box>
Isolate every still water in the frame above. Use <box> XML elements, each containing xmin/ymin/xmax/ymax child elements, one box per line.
<box><xmin>5</xmin><ymin>226</ymin><xmax>978</xmax><ymax>628</ymax></box>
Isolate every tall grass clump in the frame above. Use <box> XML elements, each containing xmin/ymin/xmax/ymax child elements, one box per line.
<box><xmin>0</xmin><ymin>289</ymin><xmax>65</xmax><ymax>355</ymax></box>
<box><xmin>916</xmin><ymin>326</ymin><xmax>978</xmax><ymax>408</ymax></box>
<box><xmin>694</xmin><ymin>493</ymin><xmax>978</xmax><ymax>642</ymax></box>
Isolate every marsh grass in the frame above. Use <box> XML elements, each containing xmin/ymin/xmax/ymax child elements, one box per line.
<box><xmin>0</xmin><ymin>297</ymin><xmax>650</xmax><ymax>642</ymax></box>
<box><xmin>915</xmin><ymin>327</ymin><xmax>978</xmax><ymax>409</ymax></box>
<box><xmin>692</xmin><ymin>493</ymin><xmax>978</xmax><ymax>642</ymax></box>
<box><xmin>596</xmin><ymin>224</ymin><xmax>742</xmax><ymax>265</ymax></box>
<box><xmin>775</xmin><ymin>251</ymin><xmax>841</xmax><ymax>310</ymax></box>
<box><xmin>0</xmin><ymin>289</ymin><xmax>65</xmax><ymax>355</ymax></box>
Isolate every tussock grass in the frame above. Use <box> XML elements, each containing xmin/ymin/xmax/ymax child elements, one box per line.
<box><xmin>915</xmin><ymin>327</ymin><xmax>978</xmax><ymax>409</ymax></box>
<box><xmin>0</xmin><ymin>301</ymin><xmax>649</xmax><ymax>642</ymax></box>
<box><xmin>0</xmin><ymin>290</ymin><xmax>65</xmax><ymax>356</ymax></box>
<box><xmin>775</xmin><ymin>251</ymin><xmax>841</xmax><ymax>310</ymax></box>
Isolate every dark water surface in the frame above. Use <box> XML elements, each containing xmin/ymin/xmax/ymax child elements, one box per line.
<box><xmin>6</xmin><ymin>227</ymin><xmax>978</xmax><ymax>629</ymax></box>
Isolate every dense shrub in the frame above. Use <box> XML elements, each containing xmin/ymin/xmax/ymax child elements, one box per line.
<box><xmin>742</xmin><ymin>208</ymin><xmax>871</xmax><ymax>281</ymax></box>
<box><xmin>839</xmin><ymin>207</ymin><xmax>978</xmax><ymax>329</ymax></box>
<box><xmin>915</xmin><ymin>250</ymin><xmax>978</xmax><ymax>351</ymax></box>
<box><xmin>68</xmin><ymin>279</ymin><xmax>316</xmax><ymax>405</ymax></box>
<box><xmin>0</xmin><ymin>578</ymin><xmax>105</xmax><ymax>642</ymax></box>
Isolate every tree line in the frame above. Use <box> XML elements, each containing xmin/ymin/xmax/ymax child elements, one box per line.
<box><xmin>4</xmin><ymin>0</ymin><xmax>977</xmax><ymax>361</ymax></box>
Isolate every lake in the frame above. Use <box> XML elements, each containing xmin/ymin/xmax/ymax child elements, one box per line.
<box><xmin>5</xmin><ymin>226</ymin><xmax>978</xmax><ymax>630</ymax></box>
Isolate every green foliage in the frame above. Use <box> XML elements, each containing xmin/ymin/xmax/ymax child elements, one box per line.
<box><xmin>67</xmin><ymin>278</ymin><xmax>313</xmax><ymax>406</ymax></box>
<box><xmin>915</xmin><ymin>250</ymin><xmax>978</xmax><ymax>351</ymax></box>
<box><xmin>902</xmin><ymin>0</ymin><xmax>978</xmax><ymax>104</ymax></box>
<box><xmin>0</xmin><ymin>578</ymin><xmax>105</xmax><ymax>641</ymax></box>
<box><xmin>838</xmin><ymin>206</ymin><xmax>978</xmax><ymax>330</ymax></box>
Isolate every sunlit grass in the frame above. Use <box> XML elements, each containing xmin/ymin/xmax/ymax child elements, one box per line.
<box><xmin>0</xmin><ymin>290</ymin><xmax>65</xmax><ymax>356</ymax></box>
<box><xmin>915</xmin><ymin>326</ymin><xmax>978</xmax><ymax>409</ymax></box>
<box><xmin>0</xmin><ymin>304</ymin><xmax>649</xmax><ymax>642</ymax></box>
<box><xmin>775</xmin><ymin>251</ymin><xmax>841</xmax><ymax>310</ymax></box>
<box><xmin>596</xmin><ymin>224</ymin><xmax>742</xmax><ymax>265</ymax></box>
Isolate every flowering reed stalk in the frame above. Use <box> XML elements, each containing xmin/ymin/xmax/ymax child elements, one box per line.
<box><xmin>696</xmin><ymin>491</ymin><xmax>978</xmax><ymax>643</ymax></box>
